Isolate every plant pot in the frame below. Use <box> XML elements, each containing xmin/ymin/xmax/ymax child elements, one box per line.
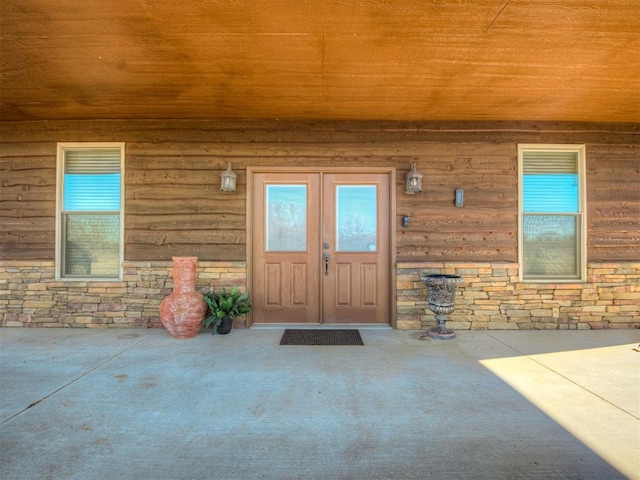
<box><xmin>217</xmin><ymin>316</ymin><xmax>234</xmax><ymax>335</ymax></box>
<box><xmin>159</xmin><ymin>257</ymin><xmax>207</xmax><ymax>339</ymax></box>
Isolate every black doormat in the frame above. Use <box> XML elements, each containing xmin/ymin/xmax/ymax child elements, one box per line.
<box><xmin>280</xmin><ymin>329</ymin><xmax>364</xmax><ymax>346</ymax></box>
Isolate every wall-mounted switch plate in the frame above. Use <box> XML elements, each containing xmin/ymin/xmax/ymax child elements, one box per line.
<box><xmin>455</xmin><ymin>189</ymin><xmax>464</xmax><ymax>207</ymax></box>
<box><xmin>402</xmin><ymin>216</ymin><xmax>410</xmax><ymax>228</ymax></box>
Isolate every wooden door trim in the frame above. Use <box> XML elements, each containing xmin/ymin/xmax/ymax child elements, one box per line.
<box><xmin>246</xmin><ymin>166</ymin><xmax>397</xmax><ymax>328</ymax></box>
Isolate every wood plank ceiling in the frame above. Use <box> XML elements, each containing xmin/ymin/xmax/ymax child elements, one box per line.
<box><xmin>1</xmin><ymin>0</ymin><xmax>639</xmax><ymax>123</ymax></box>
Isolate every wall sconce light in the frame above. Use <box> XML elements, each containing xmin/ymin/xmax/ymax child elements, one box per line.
<box><xmin>405</xmin><ymin>163</ymin><xmax>423</xmax><ymax>195</ymax></box>
<box><xmin>220</xmin><ymin>162</ymin><xmax>238</xmax><ymax>193</ymax></box>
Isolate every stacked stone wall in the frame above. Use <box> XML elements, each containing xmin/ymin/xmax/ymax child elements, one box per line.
<box><xmin>397</xmin><ymin>261</ymin><xmax>639</xmax><ymax>330</ymax></box>
<box><xmin>2</xmin><ymin>260</ymin><xmax>638</xmax><ymax>330</ymax></box>
<box><xmin>0</xmin><ymin>261</ymin><xmax>247</xmax><ymax>329</ymax></box>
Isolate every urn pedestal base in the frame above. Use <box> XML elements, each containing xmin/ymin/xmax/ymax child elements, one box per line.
<box><xmin>427</xmin><ymin>314</ymin><xmax>456</xmax><ymax>340</ymax></box>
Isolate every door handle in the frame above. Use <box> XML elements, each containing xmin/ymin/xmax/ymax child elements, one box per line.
<box><xmin>323</xmin><ymin>252</ymin><xmax>329</xmax><ymax>276</ymax></box>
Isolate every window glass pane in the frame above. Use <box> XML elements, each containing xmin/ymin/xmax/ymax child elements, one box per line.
<box><xmin>63</xmin><ymin>173</ymin><xmax>121</xmax><ymax>211</ymax></box>
<box><xmin>523</xmin><ymin>215</ymin><xmax>578</xmax><ymax>277</ymax></box>
<box><xmin>336</xmin><ymin>185</ymin><xmax>377</xmax><ymax>252</ymax></box>
<box><xmin>63</xmin><ymin>214</ymin><xmax>120</xmax><ymax>277</ymax></box>
<box><xmin>266</xmin><ymin>185</ymin><xmax>307</xmax><ymax>251</ymax></box>
<box><xmin>523</xmin><ymin>174</ymin><xmax>578</xmax><ymax>212</ymax></box>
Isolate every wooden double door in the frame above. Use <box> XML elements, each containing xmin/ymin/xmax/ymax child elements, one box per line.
<box><xmin>251</xmin><ymin>170</ymin><xmax>392</xmax><ymax>325</ymax></box>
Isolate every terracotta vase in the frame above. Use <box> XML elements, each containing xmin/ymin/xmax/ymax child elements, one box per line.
<box><xmin>159</xmin><ymin>257</ymin><xmax>206</xmax><ymax>339</ymax></box>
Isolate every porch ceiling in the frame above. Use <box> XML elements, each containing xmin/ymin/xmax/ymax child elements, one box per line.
<box><xmin>1</xmin><ymin>0</ymin><xmax>639</xmax><ymax>123</ymax></box>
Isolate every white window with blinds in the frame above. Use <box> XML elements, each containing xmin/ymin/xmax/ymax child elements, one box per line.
<box><xmin>518</xmin><ymin>144</ymin><xmax>586</xmax><ymax>282</ymax></box>
<box><xmin>56</xmin><ymin>143</ymin><xmax>125</xmax><ymax>280</ymax></box>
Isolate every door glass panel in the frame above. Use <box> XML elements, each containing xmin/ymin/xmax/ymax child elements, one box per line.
<box><xmin>336</xmin><ymin>185</ymin><xmax>377</xmax><ymax>252</ymax></box>
<box><xmin>266</xmin><ymin>185</ymin><xmax>307</xmax><ymax>251</ymax></box>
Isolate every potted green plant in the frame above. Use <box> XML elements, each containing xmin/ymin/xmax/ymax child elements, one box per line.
<box><xmin>202</xmin><ymin>287</ymin><xmax>252</xmax><ymax>335</ymax></box>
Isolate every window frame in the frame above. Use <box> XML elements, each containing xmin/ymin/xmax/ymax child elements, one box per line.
<box><xmin>55</xmin><ymin>142</ymin><xmax>125</xmax><ymax>281</ymax></box>
<box><xmin>517</xmin><ymin>144</ymin><xmax>587</xmax><ymax>282</ymax></box>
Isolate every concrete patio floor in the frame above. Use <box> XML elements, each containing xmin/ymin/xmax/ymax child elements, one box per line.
<box><xmin>1</xmin><ymin>328</ymin><xmax>638</xmax><ymax>480</ymax></box>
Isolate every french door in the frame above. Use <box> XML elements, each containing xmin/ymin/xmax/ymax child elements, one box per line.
<box><xmin>251</xmin><ymin>170</ymin><xmax>391</xmax><ymax>325</ymax></box>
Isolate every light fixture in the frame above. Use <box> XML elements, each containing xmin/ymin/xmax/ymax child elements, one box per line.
<box><xmin>405</xmin><ymin>163</ymin><xmax>423</xmax><ymax>194</ymax></box>
<box><xmin>220</xmin><ymin>162</ymin><xmax>238</xmax><ymax>193</ymax></box>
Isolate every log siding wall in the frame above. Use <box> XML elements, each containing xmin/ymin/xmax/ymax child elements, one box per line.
<box><xmin>1</xmin><ymin>120</ymin><xmax>638</xmax><ymax>329</ymax></box>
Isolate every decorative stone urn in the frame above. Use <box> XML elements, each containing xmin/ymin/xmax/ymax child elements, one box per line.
<box><xmin>159</xmin><ymin>257</ymin><xmax>207</xmax><ymax>339</ymax></box>
<box><xmin>420</xmin><ymin>274</ymin><xmax>463</xmax><ymax>340</ymax></box>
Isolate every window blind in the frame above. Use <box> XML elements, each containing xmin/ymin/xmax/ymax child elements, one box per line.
<box><xmin>65</xmin><ymin>149</ymin><xmax>121</xmax><ymax>174</ymax></box>
<box><xmin>523</xmin><ymin>151</ymin><xmax>578</xmax><ymax>174</ymax></box>
<box><xmin>63</xmin><ymin>149</ymin><xmax>121</xmax><ymax>211</ymax></box>
<box><xmin>523</xmin><ymin>150</ymin><xmax>579</xmax><ymax>213</ymax></box>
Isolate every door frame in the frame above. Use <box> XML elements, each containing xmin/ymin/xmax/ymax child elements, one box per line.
<box><xmin>246</xmin><ymin>166</ymin><xmax>397</xmax><ymax>328</ymax></box>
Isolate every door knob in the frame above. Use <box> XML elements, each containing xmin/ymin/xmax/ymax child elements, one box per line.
<box><xmin>323</xmin><ymin>252</ymin><xmax>329</xmax><ymax>276</ymax></box>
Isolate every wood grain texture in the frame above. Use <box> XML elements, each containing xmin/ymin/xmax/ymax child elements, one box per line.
<box><xmin>1</xmin><ymin>1</ymin><xmax>639</xmax><ymax>123</ymax></box>
<box><xmin>1</xmin><ymin>120</ymin><xmax>638</xmax><ymax>263</ymax></box>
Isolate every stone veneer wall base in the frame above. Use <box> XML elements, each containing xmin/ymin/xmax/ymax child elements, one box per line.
<box><xmin>397</xmin><ymin>261</ymin><xmax>639</xmax><ymax>330</ymax></box>
<box><xmin>1</xmin><ymin>261</ymin><xmax>248</xmax><ymax>329</ymax></box>
<box><xmin>2</xmin><ymin>260</ymin><xmax>638</xmax><ymax>330</ymax></box>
